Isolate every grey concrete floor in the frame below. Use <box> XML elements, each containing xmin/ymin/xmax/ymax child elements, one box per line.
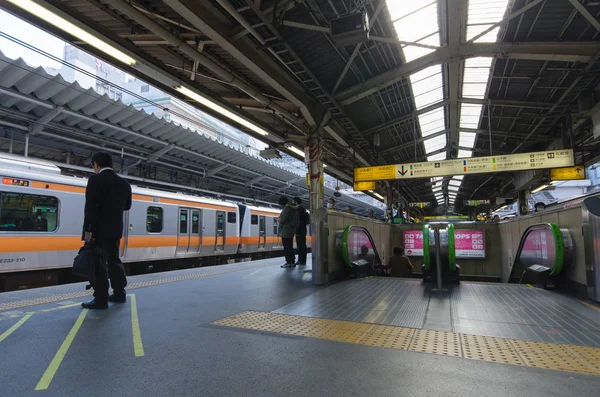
<box><xmin>0</xmin><ymin>258</ymin><xmax>598</xmax><ymax>397</ymax></box>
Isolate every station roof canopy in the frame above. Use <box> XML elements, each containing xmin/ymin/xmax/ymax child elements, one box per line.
<box><xmin>3</xmin><ymin>0</ymin><xmax>600</xmax><ymax>209</ymax></box>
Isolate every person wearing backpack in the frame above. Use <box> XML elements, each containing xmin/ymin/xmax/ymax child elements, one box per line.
<box><xmin>293</xmin><ymin>197</ymin><xmax>309</xmax><ymax>266</ymax></box>
<box><xmin>278</xmin><ymin>196</ymin><xmax>299</xmax><ymax>268</ymax></box>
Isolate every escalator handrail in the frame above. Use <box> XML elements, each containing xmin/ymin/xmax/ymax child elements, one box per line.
<box><xmin>447</xmin><ymin>224</ymin><xmax>456</xmax><ymax>271</ymax></box>
<box><xmin>340</xmin><ymin>225</ymin><xmax>383</xmax><ymax>269</ymax></box>
<box><xmin>511</xmin><ymin>222</ymin><xmax>565</xmax><ymax>279</ymax></box>
<box><xmin>423</xmin><ymin>225</ymin><xmax>431</xmax><ymax>271</ymax></box>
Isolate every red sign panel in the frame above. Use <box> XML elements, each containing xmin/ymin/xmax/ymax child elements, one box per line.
<box><xmin>403</xmin><ymin>230</ymin><xmax>423</xmax><ymax>256</ymax></box>
<box><xmin>520</xmin><ymin>228</ymin><xmax>555</xmax><ymax>267</ymax></box>
<box><xmin>454</xmin><ymin>229</ymin><xmax>486</xmax><ymax>259</ymax></box>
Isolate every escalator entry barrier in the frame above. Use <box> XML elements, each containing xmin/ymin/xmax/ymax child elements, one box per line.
<box><xmin>421</xmin><ymin>224</ymin><xmax>460</xmax><ymax>285</ymax></box>
<box><xmin>511</xmin><ymin>223</ymin><xmax>574</xmax><ymax>289</ymax></box>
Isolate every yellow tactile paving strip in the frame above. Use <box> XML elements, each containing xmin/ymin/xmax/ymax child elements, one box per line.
<box><xmin>211</xmin><ymin>311</ymin><xmax>600</xmax><ymax>376</ymax></box>
<box><xmin>0</xmin><ymin>263</ymin><xmax>272</xmax><ymax>312</ymax></box>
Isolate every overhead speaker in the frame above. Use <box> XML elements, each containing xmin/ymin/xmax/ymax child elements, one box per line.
<box><xmin>330</xmin><ymin>12</ymin><xmax>369</xmax><ymax>47</ymax></box>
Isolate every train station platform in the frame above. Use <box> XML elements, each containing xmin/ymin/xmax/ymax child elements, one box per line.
<box><xmin>1</xmin><ymin>256</ymin><xmax>599</xmax><ymax>396</ymax></box>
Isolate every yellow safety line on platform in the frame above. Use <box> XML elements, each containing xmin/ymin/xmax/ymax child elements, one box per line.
<box><xmin>0</xmin><ymin>314</ymin><xmax>32</xmax><ymax>343</ymax></box>
<box><xmin>526</xmin><ymin>284</ymin><xmax>534</xmax><ymax>288</ymax></box>
<box><xmin>581</xmin><ymin>301</ymin><xmax>600</xmax><ymax>312</ymax></box>
<box><xmin>0</xmin><ymin>262</ymin><xmax>275</xmax><ymax>313</ymax></box>
<box><xmin>242</xmin><ymin>268</ymin><xmax>264</xmax><ymax>279</ymax></box>
<box><xmin>0</xmin><ymin>303</ymin><xmax>88</xmax><ymax>323</ymax></box>
<box><xmin>35</xmin><ymin>309</ymin><xmax>88</xmax><ymax>391</ymax></box>
<box><xmin>210</xmin><ymin>311</ymin><xmax>600</xmax><ymax>377</ymax></box>
<box><xmin>302</xmin><ymin>272</ymin><xmax>310</xmax><ymax>280</ymax></box>
<box><xmin>129</xmin><ymin>294</ymin><xmax>144</xmax><ymax>357</ymax></box>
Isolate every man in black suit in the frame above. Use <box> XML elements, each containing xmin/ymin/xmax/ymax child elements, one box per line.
<box><xmin>81</xmin><ymin>152</ymin><xmax>132</xmax><ymax>309</ymax></box>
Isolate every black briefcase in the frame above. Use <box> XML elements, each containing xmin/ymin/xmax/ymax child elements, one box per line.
<box><xmin>72</xmin><ymin>243</ymin><xmax>106</xmax><ymax>290</ymax></box>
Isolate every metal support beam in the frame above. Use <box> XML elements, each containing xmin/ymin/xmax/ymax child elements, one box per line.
<box><xmin>567</xmin><ymin>0</ymin><xmax>600</xmax><ymax>34</ymax></box>
<box><xmin>467</xmin><ymin>0</ymin><xmax>545</xmax><ymax>43</ymax></box>
<box><xmin>246</xmin><ymin>175</ymin><xmax>266</xmax><ymax>186</ymax></box>
<box><xmin>330</xmin><ymin>1</ymin><xmax>386</xmax><ymax>95</ymax></box>
<box><xmin>105</xmin><ymin>0</ymin><xmax>302</xmax><ymax>127</ymax></box>
<box><xmin>335</xmin><ymin>42</ymin><xmax>600</xmax><ymax>105</ymax></box>
<box><xmin>447</xmin><ymin>0</ymin><xmax>465</xmax><ymax>159</ymax></box>
<box><xmin>29</xmin><ymin>106</ymin><xmax>64</xmax><ymax>136</ymax></box>
<box><xmin>147</xmin><ymin>143</ymin><xmax>176</xmax><ymax>163</ymax></box>
<box><xmin>206</xmin><ymin>163</ymin><xmax>231</xmax><ymax>177</ymax></box>
<box><xmin>161</xmin><ymin>0</ymin><xmax>319</xmax><ymax>126</ymax></box>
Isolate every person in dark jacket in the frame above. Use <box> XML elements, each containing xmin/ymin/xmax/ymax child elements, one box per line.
<box><xmin>81</xmin><ymin>152</ymin><xmax>132</xmax><ymax>309</ymax></box>
<box><xmin>385</xmin><ymin>247</ymin><xmax>414</xmax><ymax>278</ymax></box>
<box><xmin>293</xmin><ymin>197</ymin><xmax>309</xmax><ymax>266</ymax></box>
<box><xmin>278</xmin><ymin>196</ymin><xmax>299</xmax><ymax>268</ymax></box>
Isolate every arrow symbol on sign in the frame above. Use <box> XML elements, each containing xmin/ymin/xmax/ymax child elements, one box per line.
<box><xmin>575</xmin><ymin>167</ymin><xmax>581</xmax><ymax>174</ymax></box>
<box><xmin>399</xmin><ymin>165</ymin><xmax>407</xmax><ymax>176</ymax></box>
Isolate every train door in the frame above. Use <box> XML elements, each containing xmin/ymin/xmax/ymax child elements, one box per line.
<box><xmin>258</xmin><ymin>215</ymin><xmax>266</xmax><ymax>249</ymax></box>
<box><xmin>190</xmin><ymin>209</ymin><xmax>202</xmax><ymax>253</ymax></box>
<box><xmin>119</xmin><ymin>211</ymin><xmax>130</xmax><ymax>259</ymax></box>
<box><xmin>176</xmin><ymin>208</ymin><xmax>190</xmax><ymax>255</ymax></box>
<box><xmin>216</xmin><ymin>211</ymin><xmax>225</xmax><ymax>251</ymax></box>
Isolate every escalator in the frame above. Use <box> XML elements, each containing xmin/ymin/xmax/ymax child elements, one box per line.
<box><xmin>421</xmin><ymin>224</ymin><xmax>460</xmax><ymax>284</ymax></box>
<box><xmin>335</xmin><ymin>225</ymin><xmax>384</xmax><ymax>277</ymax></box>
<box><xmin>509</xmin><ymin>223</ymin><xmax>575</xmax><ymax>289</ymax></box>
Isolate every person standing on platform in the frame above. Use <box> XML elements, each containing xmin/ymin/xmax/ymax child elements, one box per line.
<box><xmin>81</xmin><ymin>152</ymin><xmax>132</xmax><ymax>309</ymax></box>
<box><xmin>385</xmin><ymin>247</ymin><xmax>414</xmax><ymax>278</ymax></box>
<box><xmin>293</xmin><ymin>197</ymin><xmax>309</xmax><ymax>266</ymax></box>
<box><xmin>278</xmin><ymin>196</ymin><xmax>299</xmax><ymax>268</ymax></box>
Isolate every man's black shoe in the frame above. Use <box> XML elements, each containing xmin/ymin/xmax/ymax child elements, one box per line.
<box><xmin>81</xmin><ymin>299</ymin><xmax>108</xmax><ymax>309</ymax></box>
<box><xmin>108</xmin><ymin>293</ymin><xmax>126</xmax><ymax>303</ymax></box>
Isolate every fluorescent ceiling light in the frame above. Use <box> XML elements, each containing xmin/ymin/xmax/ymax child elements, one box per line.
<box><xmin>532</xmin><ymin>184</ymin><xmax>548</xmax><ymax>193</ymax></box>
<box><xmin>7</xmin><ymin>0</ymin><xmax>137</xmax><ymax>66</ymax></box>
<box><xmin>371</xmin><ymin>192</ymin><xmax>384</xmax><ymax>200</ymax></box>
<box><xmin>288</xmin><ymin>146</ymin><xmax>305</xmax><ymax>157</ymax></box>
<box><xmin>176</xmin><ymin>86</ymin><xmax>269</xmax><ymax>136</ymax></box>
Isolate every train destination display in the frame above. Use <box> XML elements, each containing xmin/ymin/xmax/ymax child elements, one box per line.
<box><xmin>354</xmin><ymin>149</ymin><xmax>574</xmax><ymax>182</ymax></box>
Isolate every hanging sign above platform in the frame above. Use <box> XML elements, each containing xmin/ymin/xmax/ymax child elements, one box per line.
<box><xmin>354</xmin><ymin>149</ymin><xmax>574</xmax><ymax>182</ymax></box>
<box><xmin>353</xmin><ymin>181</ymin><xmax>376</xmax><ymax>191</ymax></box>
<box><xmin>550</xmin><ymin>166</ymin><xmax>585</xmax><ymax>181</ymax></box>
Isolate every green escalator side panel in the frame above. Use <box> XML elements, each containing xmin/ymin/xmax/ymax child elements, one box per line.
<box><xmin>423</xmin><ymin>224</ymin><xmax>431</xmax><ymax>271</ymax></box>
<box><xmin>548</xmin><ymin>223</ymin><xmax>564</xmax><ymax>276</ymax></box>
<box><xmin>341</xmin><ymin>225</ymin><xmax>352</xmax><ymax>268</ymax></box>
<box><xmin>511</xmin><ymin>223</ymin><xmax>565</xmax><ymax>278</ymax></box>
<box><xmin>447</xmin><ymin>224</ymin><xmax>456</xmax><ymax>271</ymax></box>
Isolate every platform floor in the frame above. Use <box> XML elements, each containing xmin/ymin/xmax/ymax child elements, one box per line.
<box><xmin>1</xmin><ymin>257</ymin><xmax>599</xmax><ymax>396</ymax></box>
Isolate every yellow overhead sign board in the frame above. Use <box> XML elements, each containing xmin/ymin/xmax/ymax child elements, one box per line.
<box><xmin>354</xmin><ymin>165</ymin><xmax>397</xmax><ymax>182</ymax></box>
<box><xmin>354</xmin><ymin>149</ymin><xmax>575</xmax><ymax>182</ymax></box>
<box><xmin>550</xmin><ymin>166</ymin><xmax>585</xmax><ymax>181</ymax></box>
<box><xmin>353</xmin><ymin>181</ymin><xmax>376</xmax><ymax>191</ymax></box>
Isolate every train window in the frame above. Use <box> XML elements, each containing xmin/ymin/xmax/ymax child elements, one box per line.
<box><xmin>251</xmin><ymin>215</ymin><xmax>258</xmax><ymax>225</ymax></box>
<box><xmin>146</xmin><ymin>207</ymin><xmax>163</xmax><ymax>233</ymax></box>
<box><xmin>179</xmin><ymin>209</ymin><xmax>188</xmax><ymax>234</ymax></box>
<box><xmin>227</xmin><ymin>212</ymin><xmax>236</xmax><ymax>223</ymax></box>
<box><xmin>0</xmin><ymin>192</ymin><xmax>58</xmax><ymax>232</ymax></box>
<box><xmin>273</xmin><ymin>218</ymin><xmax>278</xmax><ymax>236</ymax></box>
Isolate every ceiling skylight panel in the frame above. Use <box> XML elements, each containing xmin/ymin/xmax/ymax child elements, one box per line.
<box><xmin>460</xmin><ymin>104</ymin><xmax>483</xmax><ymax>129</ymax></box>
<box><xmin>457</xmin><ymin>149</ymin><xmax>473</xmax><ymax>158</ymax></box>
<box><xmin>410</xmin><ymin>65</ymin><xmax>444</xmax><ymax>109</ymax></box>
<box><xmin>454</xmin><ymin>175</ymin><xmax>464</xmax><ymax>181</ymax></box>
<box><xmin>448</xmin><ymin>185</ymin><xmax>459</xmax><ymax>192</ymax></box>
<box><xmin>427</xmin><ymin>152</ymin><xmax>447</xmax><ymax>162</ymax></box>
<box><xmin>388</xmin><ymin>0</ymin><xmax>440</xmax><ymax>62</ymax></box>
<box><xmin>449</xmin><ymin>180</ymin><xmax>462</xmax><ymax>187</ymax></box>
<box><xmin>466</xmin><ymin>0</ymin><xmax>510</xmax><ymax>43</ymax></box>
<box><xmin>418</xmin><ymin>107</ymin><xmax>446</xmax><ymax>137</ymax></box>
<box><xmin>423</xmin><ymin>135</ymin><xmax>446</xmax><ymax>153</ymax></box>
<box><xmin>459</xmin><ymin>131</ymin><xmax>477</xmax><ymax>149</ymax></box>
<box><xmin>462</xmin><ymin>57</ymin><xmax>493</xmax><ymax>99</ymax></box>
